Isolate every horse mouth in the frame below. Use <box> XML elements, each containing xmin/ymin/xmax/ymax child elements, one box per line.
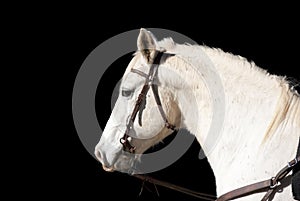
<box><xmin>102</xmin><ymin>165</ymin><xmax>115</xmax><ymax>172</ymax></box>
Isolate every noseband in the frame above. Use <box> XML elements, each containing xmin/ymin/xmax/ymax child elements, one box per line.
<box><xmin>120</xmin><ymin>50</ymin><xmax>177</xmax><ymax>153</ymax></box>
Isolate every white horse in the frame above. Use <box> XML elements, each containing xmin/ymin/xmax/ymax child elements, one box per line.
<box><xmin>95</xmin><ymin>28</ymin><xmax>300</xmax><ymax>200</ymax></box>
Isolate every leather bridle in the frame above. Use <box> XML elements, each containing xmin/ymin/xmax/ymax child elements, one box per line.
<box><xmin>120</xmin><ymin>50</ymin><xmax>177</xmax><ymax>153</ymax></box>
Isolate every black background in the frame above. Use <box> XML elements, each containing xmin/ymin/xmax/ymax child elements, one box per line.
<box><xmin>32</xmin><ymin>4</ymin><xmax>299</xmax><ymax>201</ymax></box>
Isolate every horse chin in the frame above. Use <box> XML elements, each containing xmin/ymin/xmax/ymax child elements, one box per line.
<box><xmin>112</xmin><ymin>154</ymin><xmax>140</xmax><ymax>175</ymax></box>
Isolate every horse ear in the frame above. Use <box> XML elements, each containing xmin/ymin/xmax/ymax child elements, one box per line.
<box><xmin>137</xmin><ymin>28</ymin><xmax>158</xmax><ymax>63</ymax></box>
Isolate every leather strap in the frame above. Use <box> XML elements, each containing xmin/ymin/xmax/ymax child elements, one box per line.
<box><xmin>216</xmin><ymin>156</ymin><xmax>300</xmax><ymax>201</ymax></box>
<box><xmin>216</xmin><ymin>180</ymin><xmax>271</xmax><ymax>201</ymax></box>
<box><xmin>292</xmin><ymin>137</ymin><xmax>300</xmax><ymax>200</ymax></box>
<box><xmin>151</xmin><ymin>84</ymin><xmax>176</xmax><ymax>131</ymax></box>
<box><xmin>261</xmin><ymin>156</ymin><xmax>300</xmax><ymax>201</ymax></box>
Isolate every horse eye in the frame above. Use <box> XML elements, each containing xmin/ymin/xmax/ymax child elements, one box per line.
<box><xmin>121</xmin><ymin>90</ymin><xmax>133</xmax><ymax>97</ymax></box>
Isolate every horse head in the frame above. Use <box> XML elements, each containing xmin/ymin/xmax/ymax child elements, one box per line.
<box><xmin>95</xmin><ymin>29</ymin><xmax>182</xmax><ymax>174</ymax></box>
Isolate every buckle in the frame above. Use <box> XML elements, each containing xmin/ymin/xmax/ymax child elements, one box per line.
<box><xmin>270</xmin><ymin>177</ymin><xmax>281</xmax><ymax>189</ymax></box>
<box><xmin>287</xmin><ymin>157</ymin><xmax>298</xmax><ymax>168</ymax></box>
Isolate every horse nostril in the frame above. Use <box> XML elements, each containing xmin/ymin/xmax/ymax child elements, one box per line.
<box><xmin>95</xmin><ymin>149</ymin><xmax>115</xmax><ymax>172</ymax></box>
<box><xmin>95</xmin><ymin>149</ymin><xmax>103</xmax><ymax>163</ymax></box>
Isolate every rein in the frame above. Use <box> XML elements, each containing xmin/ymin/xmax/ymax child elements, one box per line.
<box><xmin>133</xmin><ymin>156</ymin><xmax>300</xmax><ymax>201</ymax></box>
<box><xmin>133</xmin><ymin>174</ymin><xmax>216</xmax><ymax>201</ymax></box>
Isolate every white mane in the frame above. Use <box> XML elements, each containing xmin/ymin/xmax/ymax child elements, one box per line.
<box><xmin>159</xmin><ymin>37</ymin><xmax>293</xmax><ymax>89</ymax></box>
<box><xmin>156</xmin><ymin>37</ymin><xmax>299</xmax><ymax>143</ymax></box>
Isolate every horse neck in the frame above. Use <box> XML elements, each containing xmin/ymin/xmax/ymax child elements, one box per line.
<box><xmin>161</xmin><ymin>45</ymin><xmax>300</xmax><ymax>196</ymax></box>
